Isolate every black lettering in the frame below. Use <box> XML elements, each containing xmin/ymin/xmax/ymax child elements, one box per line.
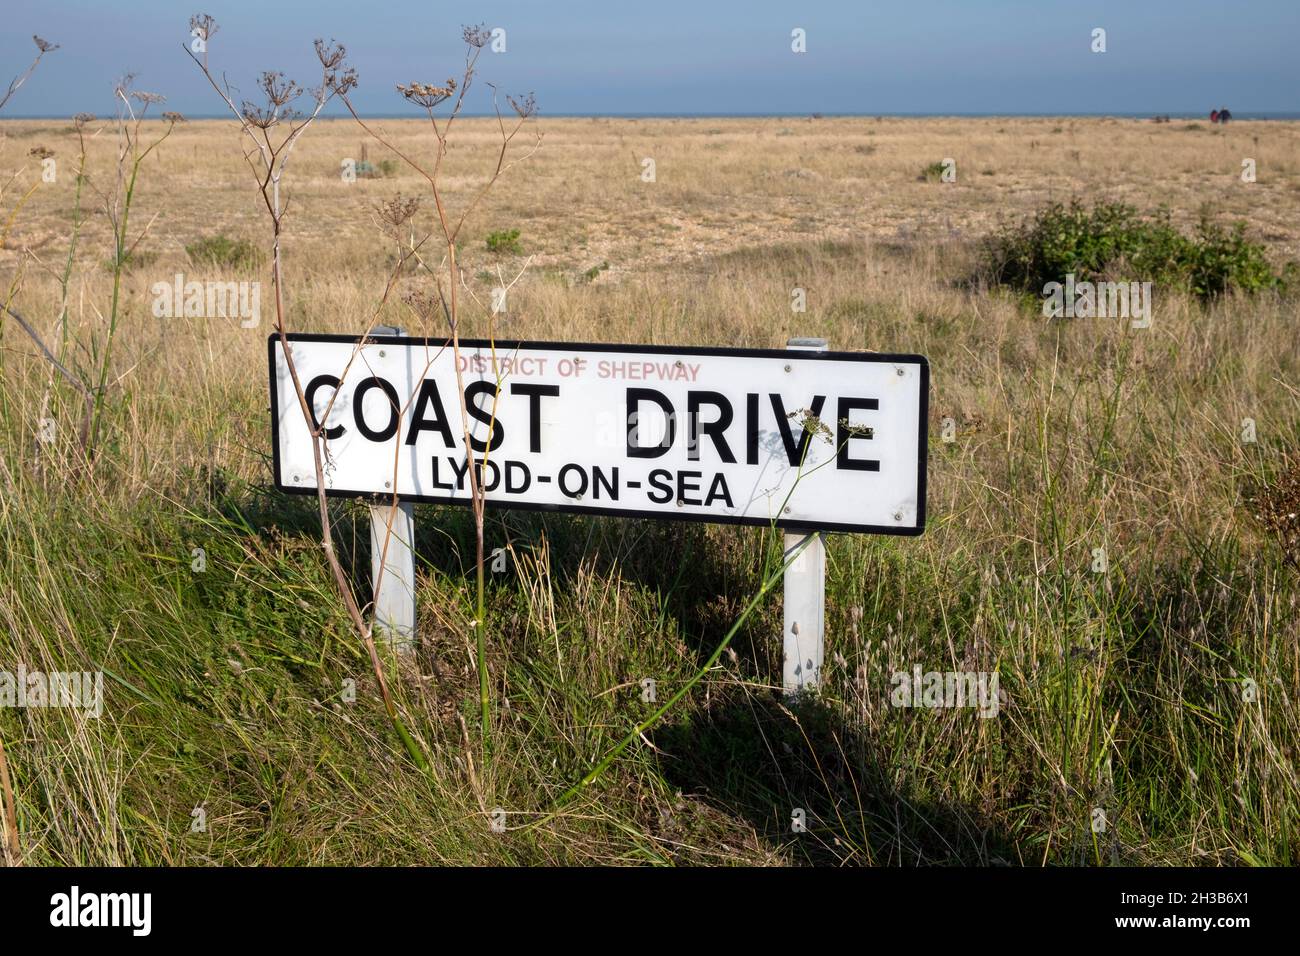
<box><xmin>746</xmin><ymin>393</ymin><xmax>759</xmax><ymax>464</ymax></box>
<box><xmin>770</xmin><ymin>393</ymin><xmax>826</xmax><ymax>466</ymax></box>
<box><xmin>678</xmin><ymin>470</ymin><xmax>702</xmax><ymax>506</ymax></box>
<box><xmin>406</xmin><ymin>379</ymin><xmax>455</xmax><ymax>447</ymax></box>
<box><xmin>647</xmin><ymin>469</ymin><xmax>673</xmax><ymax>504</ymax></box>
<box><xmin>448</xmin><ymin>456</ymin><xmax>471</xmax><ymax>489</ymax></box>
<box><xmin>354</xmin><ymin>377</ymin><xmax>399</xmax><ymax>442</ymax></box>
<box><xmin>465</xmin><ymin>381</ymin><xmax>504</xmax><ymax>453</ymax></box>
<box><xmin>704</xmin><ymin>473</ymin><xmax>733</xmax><ymax>508</ymax></box>
<box><xmin>510</xmin><ymin>383</ymin><xmax>560</xmax><ymax>453</ymax></box>
<box><xmin>837</xmin><ymin>397</ymin><xmax>880</xmax><ymax>471</ymax></box>
<box><xmin>558</xmin><ymin>463</ymin><xmax>588</xmax><ymax>498</ymax></box>
<box><xmin>475</xmin><ymin>458</ymin><xmax>501</xmax><ymax>492</ymax></box>
<box><xmin>627</xmin><ymin>388</ymin><xmax>675</xmax><ymax>458</ymax></box>
<box><xmin>687</xmin><ymin>391</ymin><xmax>735</xmax><ymax>463</ymax></box>
<box><xmin>592</xmin><ymin>466</ymin><xmax>618</xmax><ymax>500</ymax></box>
<box><xmin>431</xmin><ymin>456</ymin><xmax>454</xmax><ymax>491</ymax></box>
<box><xmin>305</xmin><ymin>374</ymin><xmax>344</xmax><ymax>439</ymax></box>
<box><xmin>505</xmin><ymin>460</ymin><xmax>531</xmax><ymax>493</ymax></box>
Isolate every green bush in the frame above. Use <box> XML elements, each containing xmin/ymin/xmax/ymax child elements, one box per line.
<box><xmin>485</xmin><ymin>228</ymin><xmax>523</xmax><ymax>255</ymax></box>
<box><xmin>580</xmin><ymin>260</ymin><xmax>610</xmax><ymax>283</ymax></box>
<box><xmin>983</xmin><ymin>200</ymin><xmax>1293</xmax><ymax>300</ymax></box>
<box><xmin>185</xmin><ymin>235</ymin><xmax>263</xmax><ymax>271</ymax></box>
<box><xmin>919</xmin><ymin>161</ymin><xmax>948</xmax><ymax>183</ymax></box>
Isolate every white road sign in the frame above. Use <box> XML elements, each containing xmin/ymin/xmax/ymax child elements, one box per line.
<box><xmin>269</xmin><ymin>335</ymin><xmax>928</xmax><ymax>534</ymax></box>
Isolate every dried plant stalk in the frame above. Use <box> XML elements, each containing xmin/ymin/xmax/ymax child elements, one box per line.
<box><xmin>338</xmin><ymin>25</ymin><xmax>541</xmax><ymax>758</ymax></box>
<box><xmin>183</xmin><ymin>20</ymin><xmax>428</xmax><ymax>768</ymax></box>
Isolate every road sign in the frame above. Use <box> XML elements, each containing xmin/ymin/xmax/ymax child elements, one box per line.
<box><xmin>269</xmin><ymin>334</ymin><xmax>928</xmax><ymax>535</ymax></box>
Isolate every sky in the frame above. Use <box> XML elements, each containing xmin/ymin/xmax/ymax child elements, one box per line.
<box><xmin>2</xmin><ymin>0</ymin><xmax>1297</xmax><ymax>117</ymax></box>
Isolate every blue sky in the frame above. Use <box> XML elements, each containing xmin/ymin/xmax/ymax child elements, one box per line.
<box><xmin>2</xmin><ymin>0</ymin><xmax>1297</xmax><ymax>116</ymax></box>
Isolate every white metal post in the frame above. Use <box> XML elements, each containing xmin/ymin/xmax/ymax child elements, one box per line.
<box><xmin>783</xmin><ymin>337</ymin><xmax>828</xmax><ymax>696</ymax></box>
<box><xmin>368</xmin><ymin>325</ymin><xmax>416</xmax><ymax>652</ymax></box>
<box><xmin>370</xmin><ymin>500</ymin><xmax>416</xmax><ymax>652</ymax></box>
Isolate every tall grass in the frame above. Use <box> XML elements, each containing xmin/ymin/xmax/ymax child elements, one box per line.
<box><xmin>2</xmin><ymin>223</ymin><xmax>1296</xmax><ymax>864</ymax></box>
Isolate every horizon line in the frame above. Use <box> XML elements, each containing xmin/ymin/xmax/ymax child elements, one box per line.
<box><xmin>3</xmin><ymin>110</ymin><xmax>1298</xmax><ymax>122</ymax></box>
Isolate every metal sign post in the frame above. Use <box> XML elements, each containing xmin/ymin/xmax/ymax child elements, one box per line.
<box><xmin>368</xmin><ymin>325</ymin><xmax>416</xmax><ymax>652</ymax></box>
<box><xmin>783</xmin><ymin>338</ymin><xmax>828</xmax><ymax>696</ymax></box>
<box><xmin>369</xmin><ymin>498</ymin><xmax>416</xmax><ymax>652</ymax></box>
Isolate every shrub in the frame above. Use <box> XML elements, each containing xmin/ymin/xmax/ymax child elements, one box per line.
<box><xmin>982</xmin><ymin>200</ymin><xmax>1293</xmax><ymax>300</ymax></box>
<box><xmin>919</xmin><ymin>161</ymin><xmax>948</xmax><ymax>183</ymax></box>
<box><xmin>485</xmin><ymin>228</ymin><xmax>522</xmax><ymax>255</ymax></box>
<box><xmin>185</xmin><ymin>235</ymin><xmax>263</xmax><ymax>271</ymax></box>
<box><xmin>580</xmin><ymin>260</ymin><xmax>610</xmax><ymax>283</ymax></box>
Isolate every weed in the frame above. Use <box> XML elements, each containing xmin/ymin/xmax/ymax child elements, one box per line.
<box><xmin>580</xmin><ymin>260</ymin><xmax>609</xmax><ymax>283</ymax></box>
<box><xmin>486</xmin><ymin>228</ymin><xmax>523</xmax><ymax>255</ymax></box>
<box><xmin>919</xmin><ymin>161</ymin><xmax>947</xmax><ymax>182</ymax></box>
<box><xmin>185</xmin><ymin>235</ymin><xmax>264</xmax><ymax>271</ymax></box>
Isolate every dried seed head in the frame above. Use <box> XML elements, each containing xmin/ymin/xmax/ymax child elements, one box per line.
<box><xmin>240</xmin><ymin>103</ymin><xmax>272</xmax><ymax>129</ymax></box>
<box><xmin>73</xmin><ymin>112</ymin><xmax>97</xmax><ymax>128</ymax></box>
<box><xmin>397</xmin><ymin>79</ymin><xmax>456</xmax><ymax>109</ymax></box>
<box><xmin>241</xmin><ymin>71</ymin><xmax>303</xmax><ymax>128</ymax></box>
<box><xmin>376</xmin><ymin>193</ymin><xmax>420</xmax><ymax>232</ymax></box>
<box><xmin>260</xmin><ymin>71</ymin><xmax>301</xmax><ymax>108</ymax></box>
<box><xmin>315</xmin><ymin>38</ymin><xmax>346</xmax><ymax>70</ymax></box>
<box><xmin>131</xmin><ymin>91</ymin><xmax>166</xmax><ymax>106</ymax></box>
<box><xmin>1247</xmin><ymin>456</ymin><xmax>1300</xmax><ymax>568</ymax></box>
<box><xmin>189</xmin><ymin>14</ymin><xmax>218</xmax><ymax>41</ymax></box>
<box><xmin>462</xmin><ymin>24</ymin><xmax>491</xmax><ymax>48</ymax></box>
<box><xmin>33</xmin><ymin>35</ymin><xmax>59</xmax><ymax>54</ymax></box>
<box><xmin>162</xmin><ymin>111</ymin><xmax>186</xmax><ymax>124</ymax></box>
<box><xmin>335</xmin><ymin>69</ymin><xmax>359</xmax><ymax>96</ymax></box>
<box><xmin>402</xmin><ymin>288</ymin><xmax>440</xmax><ymax>322</ymax></box>
<box><xmin>508</xmin><ymin>92</ymin><xmax>537</xmax><ymax>119</ymax></box>
<box><xmin>113</xmin><ymin>73</ymin><xmax>138</xmax><ymax>99</ymax></box>
<box><xmin>315</xmin><ymin>38</ymin><xmax>358</xmax><ymax>95</ymax></box>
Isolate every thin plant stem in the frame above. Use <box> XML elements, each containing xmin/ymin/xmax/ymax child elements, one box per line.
<box><xmin>553</xmin><ymin>531</ymin><xmax>816</xmax><ymax>807</ymax></box>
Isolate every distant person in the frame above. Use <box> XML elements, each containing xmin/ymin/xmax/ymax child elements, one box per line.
<box><xmin>1210</xmin><ymin>109</ymin><xmax>1220</xmax><ymax>123</ymax></box>
<box><xmin>1219</xmin><ymin>107</ymin><xmax>1232</xmax><ymax>123</ymax></box>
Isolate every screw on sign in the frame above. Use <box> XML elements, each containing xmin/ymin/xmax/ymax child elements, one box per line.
<box><xmin>271</xmin><ymin>333</ymin><xmax>928</xmax><ymax>694</ymax></box>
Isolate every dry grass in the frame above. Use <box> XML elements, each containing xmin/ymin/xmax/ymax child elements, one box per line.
<box><xmin>1</xmin><ymin>115</ymin><xmax>1298</xmax><ymax>865</ymax></box>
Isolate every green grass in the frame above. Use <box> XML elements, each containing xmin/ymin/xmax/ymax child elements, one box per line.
<box><xmin>1</xmin><ymin>237</ymin><xmax>1297</xmax><ymax>866</ymax></box>
<box><xmin>3</xmin><ymin>460</ymin><xmax>1294</xmax><ymax>864</ymax></box>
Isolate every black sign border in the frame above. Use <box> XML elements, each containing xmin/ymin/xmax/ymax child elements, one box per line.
<box><xmin>268</xmin><ymin>333</ymin><xmax>929</xmax><ymax>536</ymax></box>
